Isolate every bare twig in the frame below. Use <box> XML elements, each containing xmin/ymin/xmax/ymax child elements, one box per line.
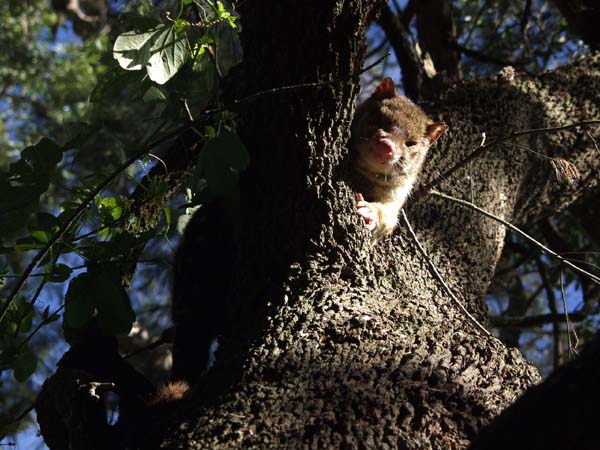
<box><xmin>587</xmin><ymin>130</ymin><xmax>600</xmax><ymax>155</ymax></box>
<box><xmin>454</xmin><ymin>43</ymin><xmax>528</xmax><ymax>70</ymax></box>
<box><xmin>365</xmin><ymin>38</ymin><xmax>389</xmax><ymax>60</ymax></box>
<box><xmin>490</xmin><ymin>311</ymin><xmax>587</xmax><ymax>328</ymax></box>
<box><xmin>536</xmin><ymin>256</ymin><xmax>561</xmax><ymax>371</ymax></box>
<box><xmin>560</xmin><ymin>266</ymin><xmax>579</xmax><ymax>357</ymax></box>
<box><xmin>430</xmin><ymin>189</ymin><xmax>600</xmax><ymax>287</ymax></box>
<box><xmin>16</xmin><ymin>403</ymin><xmax>35</xmax><ymax>422</ymax></box>
<box><xmin>400</xmin><ymin>209</ymin><xmax>492</xmax><ymax>337</ymax></box>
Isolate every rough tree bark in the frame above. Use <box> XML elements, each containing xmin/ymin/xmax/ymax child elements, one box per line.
<box><xmin>157</xmin><ymin>2</ymin><xmax>600</xmax><ymax>449</ymax></box>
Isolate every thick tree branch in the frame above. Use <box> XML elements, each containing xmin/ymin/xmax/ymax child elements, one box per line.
<box><xmin>376</xmin><ymin>3</ymin><xmax>422</xmax><ymax>99</ymax></box>
<box><xmin>415</xmin><ymin>0</ymin><xmax>461</xmax><ymax>80</ymax></box>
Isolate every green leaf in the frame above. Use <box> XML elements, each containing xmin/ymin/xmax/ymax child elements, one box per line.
<box><xmin>45</xmin><ymin>264</ymin><xmax>73</xmax><ymax>283</ymax></box>
<box><xmin>0</xmin><ymin>417</ymin><xmax>20</xmax><ymax>439</ymax></box>
<box><xmin>63</xmin><ymin>267</ymin><xmax>135</xmax><ymax>335</ymax></box>
<box><xmin>15</xmin><ymin>298</ymin><xmax>34</xmax><ymax>333</ymax></box>
<box><xmin>206</xmin><ymin>164</ymin><xmax>239</xmax><ymax>195</ymax></box>
<box><xmin>90</xmin><ymin>69</ymin><xmax>142</xmax><ymax>103</ymax></box>
<box><xmin>62</xmin><ymin>122</ymin><xmax>98</xmax><ymax>151</ymax></box>
<box><xmin>41</xmin><ymin>306</ymin><xmax>61</xmax><ymax>324</ymax></box>
<box><xmin>14</xmin><ymin>237</ymin><xmax>45</xmax><ymax>252</ymax></box>
<box><xmin>215</xmin><ymin>1</ymin><xmax>237</xmax><ymax>29</ymax></box>
<box><xmin>113</xmin><ymin>25</ymin><xmax>189</xmax><ymax>85</ymax></box>
<box><xmin>0</xmin><ymin>189</ymin><xmax>39</xmax><ymax>236</ymax></box>
<box><xmin>113</xmin><ymin>28</ymin><xmax>157</xmax><ymax>71</ymax></box>
<box><xmin>205</xmin><ymin>130</ymin><xmax>250</xmax><ymax>170</ymax></box>
<box><xmin>143</xmin><ymin>85</ymin><xmax>168</xmax><ymax>102</ymax></box>
<box><xmin>194</xmin><ymin>57</ymin><xmax>219</xmax><ymax>95</ymax></box>
<box><xmin>146</xmin><ymin>26</ymin><xmax>189</xmax><ymax>85</ymax></box>
<box><xmin>0</xmin><ymin>138</ymin><xmax>63</xmax><ymax>235</ymax></box>
<box><xmin>21</xmin><ymin>138</ymin><xmax>63</xmax><ymax>176</ymax></box>
<box><xmin>30</xmin><ymin>229</ymin><xmax>51</xmax><ymax>243</ymax></box>
<box><xmin>214</xmin><ymin>23</ymin><xmax>242</xmax><ymax>76</ymax></box>
<box><xmin>201</xmin><ymin>131</ymin><xmax>249</xmax><ymax>195</ymax></box>
<box><xmin>34</xmin><ymin>212</ymin><xmax>59</xmax><ymax>230</ymax></box>
<box><xmin>164</xmin><ymin>206</ymin><xmax>171</xmax><ymax>230</ymax></box>
<box><xmin>97</xmin><ymin>196</ymin><xmax>125</xmax><ymax>222</ymax></box>
<box><xmin>12</xmin><ymin>347</ymin><xmax>37</xmax><ymax>382</ymax></box>
<box><xmin>64</xmin><ymin>273</ymin><xmax>95</xmax><ymax>328</ymax></box>
<box><xmin>90</xmin><ymin>265</ymin><xmax>135</xmax><ymax>335</ymax></box>
<box><xmin>119</xmin><ymin>12</ymin><xmax>163</xmax><ymax>31</ymax></box>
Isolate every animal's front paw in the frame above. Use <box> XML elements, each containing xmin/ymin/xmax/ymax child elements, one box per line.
<box><xmin>355</xmin><ymin>193</ymin><xmax>377</xmax><ymax>231</ymax></box>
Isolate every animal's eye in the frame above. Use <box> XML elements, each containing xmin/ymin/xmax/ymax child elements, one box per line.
<box><xmin>406</xmin><ymin>140</ymin><xmax>417</xmax><ymax>147</ymax></box>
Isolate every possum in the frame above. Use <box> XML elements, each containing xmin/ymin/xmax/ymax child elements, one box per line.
<box><xmin>351</xmin><ymin>77</ymin><xmax>446</xmax><ymax>242</ymax></box>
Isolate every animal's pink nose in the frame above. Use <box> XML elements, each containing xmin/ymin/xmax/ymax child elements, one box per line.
<box><xmin>371</xmin><ymin>138</ymin><xmax>396</xmax><ymax>164</ymax></box>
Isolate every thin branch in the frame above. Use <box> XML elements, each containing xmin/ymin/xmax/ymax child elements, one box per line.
<box><xmin>430</xmin><ymin>189</ymin><xmax>600</xmax><ymax>287</ymax></box>
<box><xmin>16</xmin><ymin>403</ymin><xmax>35</xmax><ymax>422</ymax></box>
<box><xmin>29</xmin><ymin>276</ymin><xmax>47</xmax><ymax>307</ymax></box>
<box><xmin>520</xmin><ymin>0</ymin><xmax>532</xmax><ymax>36</ymax></box>
<box><xmin>453</xmin><ymin>42</ymin><xmax>528</xmax><ymax>71</ymax></box>
<box><xmin>462</xmin><ymin>0</ymin><xmax>489</xmax><ymax>47</ymax></box>
<box><xmin>228</xmin><ymin>53</ymin><xmax>389</xmax><ymax>109</ymax></box>
<box><xmin>400</xmin><ymin>209</ymin><xmax>492</xmax><ymax>337</ymax></box>
<box><xmin>377</xmin><ymin>3</ymin><xmax>422</xmax><ymax>99</ymax></box>
<box><xmin>536</xmin><ymin>255</ymin><xmax>561</xmax><ymax>371</ymax></box>
<box><xmin>490</xmin><ymin>311</ymin><xmax>587</xmax><ymax>328</ymax></box>
<box><xmin>560</xmin><ymin>266</ymin><xmax>579</xmax><ymax>357</ymax></box>
<box><xmin>522</xmin><ymin>284</ymin><xmax>545</xmax><ymax>312</ymax></box>
<box><xmin>365</xmin><ymin>37</ymin><xmax>389</xmax><ymax>60</ymax></box>
<box><xmin>587</xmin><ymin>130</ymin><xmax>600</xmax><ymax>155</ymax></box>
<box><xmin>415</xmin><ymin>119</ymin><xmax>600</xmax><ymax>200</ymax></box>
<box><xmin>18</xmin><ymin>305</ymin><xmax>65</xmax><ymax>351</ymax></box>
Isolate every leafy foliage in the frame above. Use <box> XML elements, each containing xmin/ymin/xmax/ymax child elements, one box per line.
<box><xmin>0</xmin><ymin>0</ymin><xmax>243</xmax><ymax>443</ymax></box>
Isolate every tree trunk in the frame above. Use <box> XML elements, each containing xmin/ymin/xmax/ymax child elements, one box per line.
<box><xmin>159</xmin><ymin>2</ymin><xmax>600</xmax><ymax>449</ymax></box>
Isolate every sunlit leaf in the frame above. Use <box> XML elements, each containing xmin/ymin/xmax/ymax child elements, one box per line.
<box><xmin>113</xmin><ymin>25</ymin><xmax>190</xmax><ymax>85</ymax></box>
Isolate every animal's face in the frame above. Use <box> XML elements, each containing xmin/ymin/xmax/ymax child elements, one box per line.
<box><xmin>352</xmin><ymin>96</ymin><xmax>432</xmax><ymax>177</ymax></box>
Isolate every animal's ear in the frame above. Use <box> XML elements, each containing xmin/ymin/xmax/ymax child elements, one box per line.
<box><xmin>371</xmin><ymin>77</ymin><xmax>396</xmax><ymax>100</ymax></box>
<box><xmin>426</xmin><ymin>122</ymin><xmax>447</xmax><ymax>143</ymax></box>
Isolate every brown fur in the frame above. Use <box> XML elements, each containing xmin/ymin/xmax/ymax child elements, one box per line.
<box><xmin>351</xmin><ymin>78</ymin><xmax>446</xmax><ymax>242</ymax></box>
<box><xmin>145</xmin><ymin>380</ymin><xmax>190</xmax><ymax>406</ymax></box>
